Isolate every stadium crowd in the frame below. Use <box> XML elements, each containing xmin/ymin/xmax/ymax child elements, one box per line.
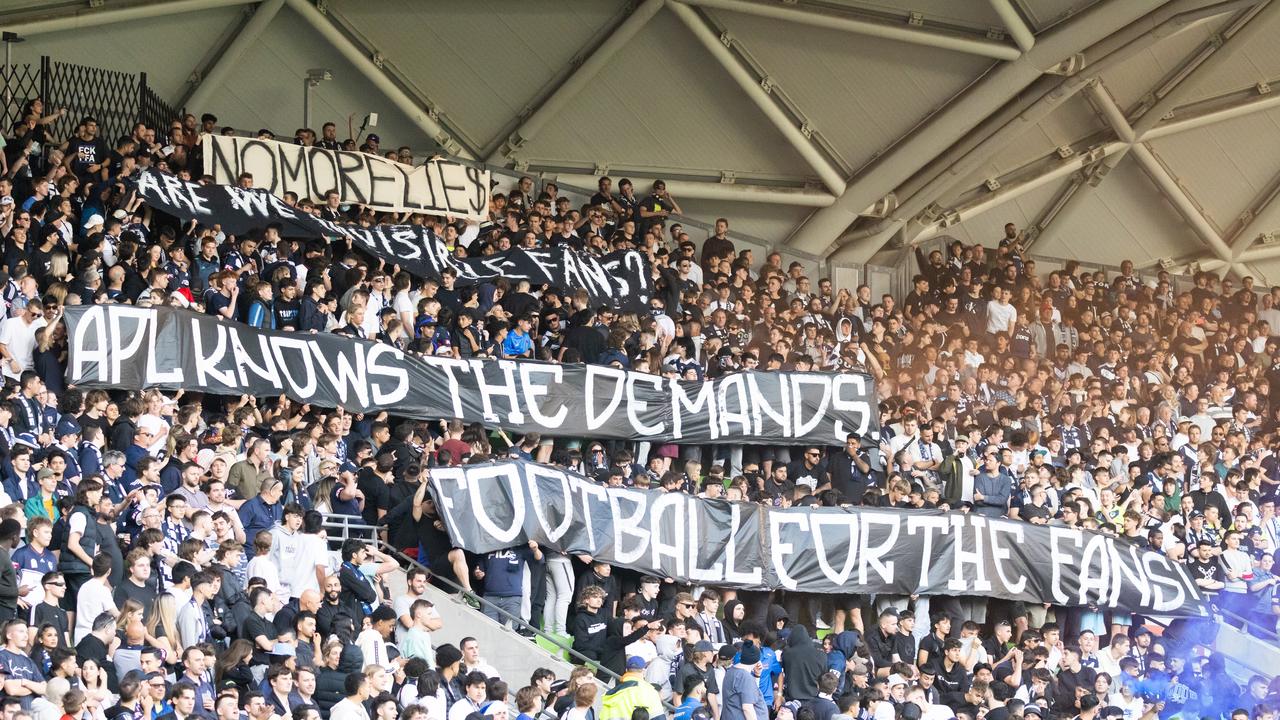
<box><xmin>0</xmin><ymin>103</ymin><xmax>1274</xmax><ymax>720</ymax></box>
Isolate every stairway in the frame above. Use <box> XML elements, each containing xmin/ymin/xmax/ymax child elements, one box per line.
<box><xmin>384</xmin><ymin>566</ymin><xmax>579</xmax><ymax>683</ymax></box>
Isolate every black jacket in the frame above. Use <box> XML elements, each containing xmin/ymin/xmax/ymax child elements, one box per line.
<box><xmin>781</xmin><ymin>625</ymin><xmax>826</xmax><ymax>701</ymax></box>
<box><xmin>0</xmin><ymin>545</ymin><xmax>16</xmax><ymax>610</ymax></box>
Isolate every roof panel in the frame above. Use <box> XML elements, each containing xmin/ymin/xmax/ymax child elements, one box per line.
<box><xmin>941</xmin><ymin>94</ymin><xmax>1108</xmax><ymax>205</ymax></box>
<box><xmin>712</xmin><ymin>7</ymin><xmax>994</xmax><ymax>174</ymax></box>
<box><xmin>924</xmin><ymin>179</ymin><xmax>1067</xmax><ymax>247</ymax></box>
<box><xmin>8</xmin><ymin>5</ymin><xmax>244</xmax><ymax>102</ymax></box>
<box><xmin>677</xmin><ymin>200</ymin><xmax>813</xmax><ymax>247</ymax></box>
<box><xmin>1148</xmin><ymin>107</ymin><xmax>1280</xmax><ymax>236</ymax></box>
<box><xmin>201</xmin><ymin>6</ymin><xmax>422</xmax><ymax>150</ymax></box>
<box><xmin>1095</xmin><ymin>20</ymin><xmax>1222</xmax><ymax>113</ymax></box>
<box><xmin>515</xmin><ymin>9</ymin><xmax>814</xmax><ymax>179</ymax></box>
<box><xmin>329</xmin><ymin>0</ymin><xmax>627</xmax><ymax>151</ymax></box>
<box><xmin>1033</xmin><ymin>158</ymin><xmax>1205</xmax><ymax>264</ymax></box>
<box><xmin>1017</xmin><ymin>0</ymin><xmax>1103</xmax><ymax>32</ymax></box>
<box><xmin>1180</xmin><ymin>9</ymin><xmax>1280</xmax><ymax>107</ymax></box>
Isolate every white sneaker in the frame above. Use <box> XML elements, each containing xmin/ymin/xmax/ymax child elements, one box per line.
<box><xmin>816</xmin><ymin>615</ymin><xmax>830</xmax><ymax>630</ymax></box>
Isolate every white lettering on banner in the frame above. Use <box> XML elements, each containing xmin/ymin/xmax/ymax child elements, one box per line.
<box><xmin>430</xmin><ymin>357</ymin><xmax>470</xmax><ymax>419</ymax></box>
<box><xmin>465</xmin><ymin>465</ymin><xmax>526</xmax><ymax>544</ymax></box>
<box><xmin>746</xmin><ymin>373</ymin><xmax>790</xmax><ymax>437</ymax></box>
<box><xmin>671</xmin><ymin>378</ymin><xmax>719</xmax><ymax>440</ymax></box>
<box><xmin>648</xmin><ymin>492</ymin><xmax>685</xmax><ymax>578</ymax></box>
<box><xmin>988</xmin><ymin>521</ymin><xmax>1027</xmax><ymax>594</ymax></box>
<box><xmin>907</xmin><ymin>516</ymin><xmax>951</xmax><ymax>589</ymax></box>
<box><xmin>625</xmin><ymin>373</ymin><xmax>666</xmax><ymax>436</ymax></box>
<box><xmin>145</xmin><ymin>312</ymin><xmax>184</xmax><ymax>385</ymax></box>
<box><xmin>230</xmin><ymin>331</ymin><xmax>282</xmax><ymax>389</ymax></box>
<box><xmin>585</xmin><ymin>366</ymin><xmax>626</xmax><ymax>430</ymax></box>
<box><xmin>769</xmin><ymin>512</ymin><xmax>808</xmax><ymax>590</ymax></box>
<box><xmin>723</xmin><ymin>503</ymin><xmax>763</xmax><ymax>585</ymax></box>
<box><xmin>417</xmin><ymin>461</ymin><xmax>1204</xmax><ymax>616</ymax></box>
<box><xmin>686</xmin><ymin>501</ymin><xmax>723</xmax><ymax>582</ymax></box>
<box><xmin>948</xmin><ymin>515</ymin><xmax>991</xmax><ymax>592</ymax></box>
<box><xmin>832</xmin><ymin>374</ymin><xmax>872</xmax><ymax>438</ymax></box>
<box><xmin>1107</xmin><ymin>541</ymin><xmax>1150</xmax><ymax>609</ymax></box>
<box><xmin>366</xmin><ymin>344</ymin><xmax>409</xmax><ymax>405</ymax></box>
<box><xmin>716</xmin><ymin>373</ymin><xmax>751</xmax><ymax>437</ymax></box>
<box><xmin>608</xmin><ymin>489</ymin><xmax>650</xmax><ymax>565</ymax></box>
<box><xmin>204</xmin><ymin>134</ymin><xmax>490</xmax><ymax>219</ymax></box>
<box><xmin>192</xmin><ymin>320</ymin><xmax>237</xmax><ymax>388</ymax></box>
<box><xmin>791</xmin><ymin>375</ymin><xmax>833</xmax><ymax>441</ymax></box>
<box><xmin>573</xmin><ymin>478</ymin><xmax>608</xmax><ymax>555</ymax></box>
<box><xmin>428</xmin><ymin>468</ymin><xmax>466</xmax><ymax>541</ymax></box>
<box><xmin>1144</xmin><ymin>552</ymin><xmax>1188</xmax><ymax>612</ymax></box>
<box><xmin>470</xmin><ymin>359</ymin><xmax>524</xmax><ymax>424</ymax></box>
<box><xmin>859</xmin><ymin>512</ymin><xmax>900</xmax><ymax>585</ymax></box>
<box><xmin>523</xmin><ymin>250</ymin><xmax>558</xmax><ymax>285</ymax></box>
<box><xmin>527</xmin><ymin>465</ymin><xmax>574</xmax><ymax>544</ymax></box>
<box><xmin>108</xmin><ymin>306</ymin><xmax>153</xmax><ymax>385</ymax></box>
<box><xmin>810</xmin><ymin>512</ymin><xmax>859</xmax><ymax>585</ymax></box>
<box><xmin>70</xmin><ymin>305</ymin><xmax>108</xmax><ymax>382</ymax></box>
<box><xmin>268</xmin><ymin>337</ymin><xmax>320</xmax><ymax>399</ymax></box>
<box><xmin>1078</xmin><ymin>532</ymin><xmax>1112</xmax><ymax>606</ymax></box>
<box><xmin>518</xmin><ymin>364</ymin><xmax>567</xmax><ymax>429</ymax></box>
<box><xmin>309</xmin><ymin>344</ymin><xmax>367</xmax><ymax>408</ymax></box>
<box><xmin>1048</xmin><ymin>528</ymin><xmax>1081</xmax><ymax>605</ymax></box>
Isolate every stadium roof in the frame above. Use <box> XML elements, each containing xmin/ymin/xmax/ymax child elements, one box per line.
<box><xmin>7</xmin><ymin>0</ymin><xmax>1280</xmax><ymax>281</ymax></box>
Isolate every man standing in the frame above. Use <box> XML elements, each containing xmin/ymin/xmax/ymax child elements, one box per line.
<box><xmin>720</xmin><ymin>641</ymin><xmax>767</xmax><ymax>720</ymax></box>
<box><xmin>972</xmin><ymin>453</ymin><xmax>1011</xmax><ymax>518</ymax></box>
<box><xmin>0</xmin><ymin>303</ymin><xmax>45</xmax><ymax>382</ymax></box>
<box><xmin>177</xmin><ymin>571</ymin><xmax>215</xmax><ymax>650</ymax></box>
<box><xmin>475</xmin><ymin>542</ymin><xmax>542</xmax><ymax>628</ymax></box>
<box><xmin>828</xmin><ymin>432</ymin><xmax>872</xmax><ymax>505</ymax></box>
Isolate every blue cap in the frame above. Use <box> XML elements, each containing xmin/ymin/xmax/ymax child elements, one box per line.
<box><xmin>55</xmin><ymin>418</ymin><xmax>81</xmax><ymax>438</ymax></box>
<box><xmin>625</xmin><ymin>656</ymin><xmax>646</xmax><ymax>671</ymax></box>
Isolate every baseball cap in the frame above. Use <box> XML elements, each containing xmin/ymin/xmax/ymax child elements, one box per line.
<box><xmin>625</xmin><ymin>656</ymin><xmax>646</xmax><ymax>671</ymax></box>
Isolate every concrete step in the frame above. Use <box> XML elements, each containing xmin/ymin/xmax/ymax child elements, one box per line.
<box><xmin>384</xmin><ymin>567</ymin><xmax>579</xmax><ymax>684</ymax></box>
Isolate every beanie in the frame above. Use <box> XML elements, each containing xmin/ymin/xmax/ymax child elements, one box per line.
<box><xmin>739</xmin><ymin>640</ymin><xmax>761</xmax><ymax>665</ymax></box>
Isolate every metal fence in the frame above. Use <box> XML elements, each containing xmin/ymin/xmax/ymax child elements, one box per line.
<box><xmin>0</xmin><ymin>57</ymin><xmax>178</xmax><ymax>144</ymax></box>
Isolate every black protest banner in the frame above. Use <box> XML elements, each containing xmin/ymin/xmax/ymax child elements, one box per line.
<box><xmin>429</xmin><ymin>459</ymin><xmax>1207</xmax><ymax>617</ymax></box>
<box><xmin>202</xmin><ymin>134</ymin><xmax>490</xmax><ymax>219</ymax></box>
<box><xmin>133</xmin><ymin>169</ymin><xmax>653</xmax><ymax>311</ymax></box>
<box><xmin>64</xmin><ymin>305</ymin><xmax>877</xmax><ymax>445</ymax></box>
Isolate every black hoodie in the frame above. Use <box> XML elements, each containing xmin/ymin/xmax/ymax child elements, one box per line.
<box><xmin>781</xmin><ymin>625</ymin><xmax>826</xmax><ymax>701</ymax></box>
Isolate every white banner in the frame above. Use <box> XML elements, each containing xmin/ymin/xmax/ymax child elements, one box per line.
<box><xmin>202</xmin><ymin>135</ymin><xmax>490</xmax><ymax>220</ymax></box>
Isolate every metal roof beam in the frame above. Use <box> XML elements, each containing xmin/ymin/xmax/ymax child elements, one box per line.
<box><xmin>988</xmin><ymin>0</ymin><xmax>1036</xmax><ymax>52</ymax></box>
<box><xmin>1143</xmin><ymin>79</ymin><xmax>1280</xmax><ymax>140</ymax></box>
<box><xmin>179</xmin><ymin>0</ymin><xmax>285</xmax><ymax>113</ymax></box>
<box><xmin>910</xmin><ymin>141</ymin><xmax>1129</xmax><ymax>244</ymax></box>
<box><xmin>1086</xmin><ymin>83</ymin><xmax>1235</xmax><ymax>266</ymax></box>
<box><xmin>678</xmin><ymin>0</ymin><xmax>1021</xmax><ymax>60</ymax></box>
<box><xmin>486</xmin><ymin>0</ymin><xmax>664</xmax><ymax>163</ymax></box>
<box><xmin>1130</xmin><ymin>0</ymin><xmax>1277</xmax><ymax>137</ymax></box>
<box><xmin>667</xmin><ymin>0</ymin><xmax>847</xmax><ymax>194</ymax></box>
<box><xmin>785</xmin><ymin>0</ymin><xmax>1168</xmax><ymax>261</ymax></box>
<box><xmin>4</xmin><ymin>0</ymin><xmax>257</xmax><ymax>35</ymax></box>
<box><xmin>281</xmin><ymin>0</ymin><xmax>474</xmax><ymax>159</ymax></box>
